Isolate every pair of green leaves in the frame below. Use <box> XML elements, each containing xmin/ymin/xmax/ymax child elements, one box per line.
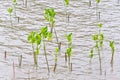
<box><xmin>40</xmin><ymin>26</ymin><xmax>53</xmax><ymax>41</ymax></box>
<box><xmin>92</xmin><ymin>33</ymin><xmax>104</xmax><ymax>48</ymax></box>
<box><xmin>28</xmin><ymin>31</ymin><xmax>41</xmax><ymax>45</ymax></box>
<box><xmin>89</xmin><ymin>49</ymin><xmax>94</xmax><ymax>59</ymax></box>
<box><xmin>28</xmin><ymin>31</ymin><xmax>41</xmax><ymax>55</ymax></box>
<box><xmin>97</xmin><ymin>23</ymin><xmax>103</xmax><ymax>28</ymax></box>
<box><xmin>109</xmin><ymin>41</ymin><xmax>114</xmax><ymax>53</ymax></box>
<box><xmin>44</xmin><ymin>8</ymin><xmax>56</xmax><ymax>26</ymax></box>
<box><xmin>66</xmin><ymin>33</ymin><xmax>72</xmax><ymax>57</ymax></box>
<box><xmin>28</xmin><ymin>26</ymin><xmax>53</xmax><ymax>55</ymax></box>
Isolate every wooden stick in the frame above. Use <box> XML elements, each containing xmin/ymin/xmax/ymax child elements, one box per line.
<box><xmin>13</xmin><ymin>61</ymin><xmax>15</xmax><ymax>80</ymax></box>
<box><xmin>19</xmin><ymin>55</ymin><xmax>22</xmax><ymax>67</ymax></box>
<box><xmin>53</xmin><ymin>63</ymin><xmax>57</xmax><ymax>73</ymax></box>
<box><xmin>4</xmin><ymin>51</ymin><xmax>7</xmax><ymax>60</ymax></box>
<box><xmin>71</xmin><ymin>63</ymin><xmax>72</xmax><ymax>72</ymax></box>
<box><xmin>34</xmin><ymin>52</ymin><xmax>37</xmax><ymax>66</ymax></box>
<box><xmin>65</xmin><ymin>52</ymin><xmax>67</xmax><ymax>65</ymax></box>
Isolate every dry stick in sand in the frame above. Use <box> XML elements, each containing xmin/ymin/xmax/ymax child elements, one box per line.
<box><xmin>13</xmin><ymin>61</ymin><xmax>15</xmax><ymax>80</ymax></box>
<box><xmin>71</xmin><ymin>63</ymin><xmax>72</xmax><ymax>71</ymax></box>
<box><xmin>19</xmin><ymin>55</ymin><xmax>23</xmax><ymax>67</ymax></box>
<box><xmin>65</xmin><ymin>52</ymin><xmax>67</xmax><ymax>65</ymax></box>
<box><xmin>4</xmin><ymin>51</ymin><xmax>7</xmax><ymax>60</ymax></box>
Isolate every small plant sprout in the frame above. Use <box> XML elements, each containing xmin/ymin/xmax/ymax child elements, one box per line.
<box><xmin>7</xmin><ymin>7</ymin><xmax>13</xmax><ymax>26</ymax></box>
<box><xmin>64</xmin><ymin>0</ymin><xmax>70</xmax><ymax>26</ymax></box>
<box><xmin>54</xmin><ymin>47</ymin><xmax>59</xmax><ymax>72</ymax></box>
<box><xmin>13</xmin><ymin>0</ymin><xmax>17</xmax><ymax>16</ymax></box>
<box><xmin>96</xmin><ymin>0</ymin><xmax>101</xmax><ymax>21</ymax></box>
<box><xmin>44</xmin><ymin>8</ymin><xmax>59</xmax><ymax>47</ymax></box>
<box><xmin>28</xmin><ymin>31</ymin><xmax>41</xmax><ymax>66</ymax></box>
<box><xmin>109</xmin><ymin>41</ymin><xmax>115</xmax><ymax>64</ymax></box>
<box><xmin>66</xmin><ymin>33</ymin><xmax>72</xmax><ymax>46</ymax></box>
<box><xmin>66</xmin><ymin>33</ymin><xmax>72</xmax><ymax>71</ymax></box>
<box><xmin>44</xmin><ymin>8</ymin><xmax>56</xmax><ymax>33</ymax></box>
<box><xmin>40</xmin><ymin>26</ymin><xmax>50</xmax><ymax>73</ymax></box>
<box><xmin>66</xmin><ymin>47</ymin><xmax>72</xmax><ymax>71</ymax></box>
<box><xmin>89</xmin><ymin>49</ymin><xmax>94</xmax><ymax>63</ymax></box>
<box><xmin>90</xmin><ymin>23</ymin><xmax>104</xmax><ymax>75</ymax></box>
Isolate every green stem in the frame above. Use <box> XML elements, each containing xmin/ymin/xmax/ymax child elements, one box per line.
<box><xmin>43</xmin><ymin>41</ymin><xmax>50</xmax><ymax>74</ymax></box>
<box><xmin>110</xmin><ymin>52</ymin><xmax>114</xmax><ymax>65</ymax></box>
<box><xmin>32</xmin><ymin>44</ymin><xmax>37</xmax><ymax>66</ymax></box>
<box><xmin>98</xmin><ymin>47</ymin><xmax>102</xmax><ymax>75</ymax></box>
<box><xmin>54</xmin><ymin>28</ymin><xmax>59</xmax><ymax>46</ymax></box>
<box><xmin>10</xmin><ymin>14</ymin><xmax>13</xmax><ymax>26</ymax></box>
<box><xmin>68</xmin><ymin>56</ymin><xmax>71</xmax><ymax>71</ymax></box>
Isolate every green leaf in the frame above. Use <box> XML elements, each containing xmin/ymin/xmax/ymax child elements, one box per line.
<box><xmin>89</xmin><ymin>49</ymin><xmax>94</xmax><ymax>59</ymax></box>
<box><xmin>66</xmin><ymin>47</ymin><xmax>72</xmax><ymax>57</ymax></box>
<box><xmin>99</xmin><ymin>33</ymin><xmax>104</xmax><ymax>40</ymax></box>
<box><xmin>13</xmin><ymin>0</ymin><xmax>16</xmax><ymax>3</ymax></box>
<box><xmin>66</xmin><ymin>33</ymin><xmax>72</xmax><ymax>43</ymax></box>
<box><xmin>96</xmin><ymin>0</ymin><xmax>100</xmax><ymax>4</ymax></box>
<box><xmin>47</xmin><ymin>32</ymin><xmax>53</xmax><ymax>41</ymax></box>
<box><xmin>40</xmin><ymin>26</ymin><xmax>48</xmax><ymax>39</ymax></box>
<box><xmin>64</xmin><ymin>0</ymin><xmax>69</xmax><ymax>7</ymax></box>
<box><xmin>100</xmin><ymin>41</ymin><xmax>103</xmax><ymax>47</ymax></box>
<box><xmin>92</xmin><ymin>34</ymin><xmax>98</xmax><ymax>41</ymax></box>
<box><xmin>55</xmin><ymin>47</ymin><xmax>59</xmax><ymax>53</ymax></box>
<box><xmin>7</xmin><ymin>8</ymin><xmax>13</xmax><ymax>14</ymax></box>
<box><xmin>27</xmin><ymin>31</ymin><xmax>36</xmax><ymax>43</ymax></box>
<box><xmin>97</xmin><ymin>23</ymin><xmax>103</xmax><ymax>28</ymax></box>
<box><xmin>35</xmin><ymin>33</ymin><xmax>41</xmax><ymax>45</ymax></box>
<box><xmin>109</xmin><ymin>41</ymin><xmax>115</xmax><ymax>53</ymax></box>
<box><xmin>95</xmin><ymin>42</ymin><xmax>99</xmax><ymax>48</ymax></box>
<box><xmin>44</xmin><ymin>8</ymin><xmax>56</xmax><ymax>26</ymax></box>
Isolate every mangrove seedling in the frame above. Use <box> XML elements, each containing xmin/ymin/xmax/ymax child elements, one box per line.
<box><xmin>44</xmin><ymin>8</ymin><xmax>59</xmax><ymax>47</ymax></box>
<box><xmin>7</xmin><ymin>7</ymin><xmax>13</xmax><ymax>26</ymax></box>
<box><xmin>89</xmin><ymin>49</ymin><xmax>94</xmax><ymax>63</ymax></box>
<box><xmin>90</xmin><ymin>23</ymin><xmax>104</xmax><ymax>75</ymax></box>
<box><xmin>64</xmin><ymin>0</ymin><xmax>70</xmax><ymax>26</ymax></box>
<box><xmin>53</xmin><ymin>47</ymin><xmax>59</xmax><ymax>72</ymax></box>
<box><xmin>66</xmin><ymin>33</ymin><xmax>72</xmax><ymax>46</ymax></box>
<box><xmin>96</xmin><ymin>0</ymin><xmax>101</xmax><ymax>21</ymax></box>
<box><xmin>66</xmin><ymin>33</ymin><xmax>72</xmax><ymax>71</ymax></box>
<box><xmin>44</xmin><ymin>8</ymin><xmax>56</xmax><ymax>33</ymax></box>
<box><xmin>28</xmin><ymin>31</ymin><xmax>41</xmax><ymax>66</ymax></box>
<box><xmin>13</xmin><ymin>0</ymin><xmax>17</xmax><ymax>16</ymax></box>
<box><xmin>40</xmin><ymin>26</ymin><xmax>51</xmax><ymax>73</ymax></box>
<box><xmin>109</xmin><ymin>41</ymin><xmax>115</xmax><ymax>64</ymax></box>
<box><xmin>66</xmin><ymin>47</ymin><xmax>72</xmax><ymax>71</ymax></box>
